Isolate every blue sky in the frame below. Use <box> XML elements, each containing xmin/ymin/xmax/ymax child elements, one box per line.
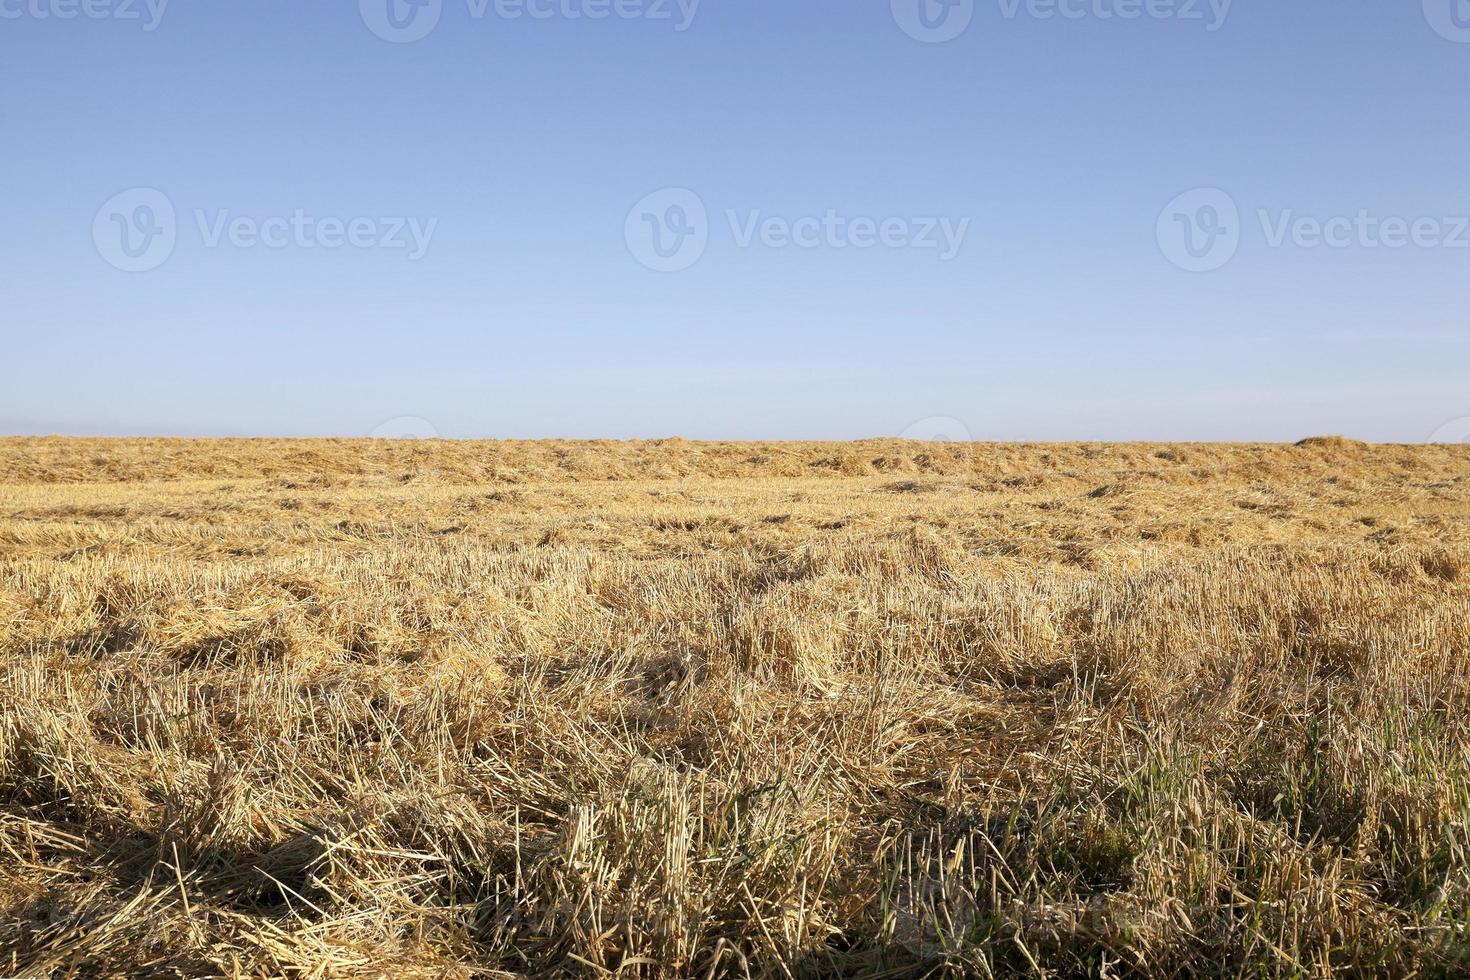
<box><xmin>3</xmin><ymin>0</ymin><xmax>1468</xmax><ymax>441</ymax></box>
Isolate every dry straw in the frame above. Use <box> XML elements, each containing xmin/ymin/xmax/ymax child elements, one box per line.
<box><xmin>1</xmin><ymin>437</ymin><xmax>1468</xmax><ymax>977</ymax></box>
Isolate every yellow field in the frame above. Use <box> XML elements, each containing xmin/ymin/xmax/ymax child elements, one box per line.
<box><xmin>2</xmin><ymin>437</ymin><xmax>1469</xmax><ymax>977</ymax></box>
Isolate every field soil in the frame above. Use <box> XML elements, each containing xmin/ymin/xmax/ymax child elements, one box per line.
<box><xmin>2</xmin><ymin>438</ymin><xmax>1469</xmax><ymax>977</ymax></box>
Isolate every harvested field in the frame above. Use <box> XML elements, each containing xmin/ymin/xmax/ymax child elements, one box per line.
<box><xmin>2</xmin><ymin>437</ymin><xmax>1469</xmax><ymax>977</ymax></box>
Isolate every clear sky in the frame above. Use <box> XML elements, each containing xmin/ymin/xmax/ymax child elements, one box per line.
<box><xmin>3</xmin><ymin>0</ymin><xmax>1469</xmax><ymax>442</ymax></box>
